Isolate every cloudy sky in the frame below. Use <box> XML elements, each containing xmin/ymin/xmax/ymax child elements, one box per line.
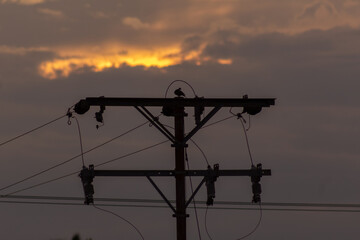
<box><xmin>0</xmin><ymin>0</ymin><xmax>360</xmax><ymax>239</ymax></box>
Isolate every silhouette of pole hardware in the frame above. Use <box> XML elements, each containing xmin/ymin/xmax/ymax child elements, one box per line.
<box><xmin>75</xmin><ymin>95</ymin><xmax>275</xmax><ymax>240</ymax></box>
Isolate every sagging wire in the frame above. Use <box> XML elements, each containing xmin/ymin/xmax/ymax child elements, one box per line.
<box><xmin>230</xmin><ymin>108</ymin><xmax>263</xmax><ymax>240</ymax></box>
<box><xmin>229</xmin><ymin>108</ymin><xmax>254</xmax><ymax>166</ymax></box>
<box><xmin>189</xmin><ymin>139</ymin><xmax>210</xmax><ymax>167</ymax></box>
<box><xmin>164</xmin><ymin>80</ymin><xmax>198</xmax><ymax>98</ymax></box>
<box><xmin>185</xmin><ymin>148</ymin><xmax>202</xmax><ymax>240</ymax></box>
<box><xmin>92</xmin><ymin>204</ymin><xmax>145</xmax><ymax>240</ymax></box>
<box><xmin>67</xmin><ymin>110</ymin><xmax>85</xmax><ymax>167</ymax></box>
<box><xmin>0</xmin><ymin>114</ymin><xmax>67</xmax><ymax>148</ymax></box>
<box><xmin>205</xmin><ymin>206</ymin><xmax>213</xmax><ymax>240</ymax></box>
<box><xmin>236</xmin><ymin>204</ymin><xmax>262</xmax><ymax>240</ymax></box>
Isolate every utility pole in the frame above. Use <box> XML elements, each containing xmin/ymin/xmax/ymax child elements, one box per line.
<box><xmin>174</xmin><ymin>104</ymin><xmax>186</xmax><ymax>240</ymax></box>
<box><xmin>76</xmin><ymin>95</ymin><xmax>275</xmax><ymax>240</ymax></box>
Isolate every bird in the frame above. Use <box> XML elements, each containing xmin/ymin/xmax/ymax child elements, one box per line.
<box><xmin>174</xmin><ymin>88</ymin><xmax>185</xmax><ymax>97</ymax></box>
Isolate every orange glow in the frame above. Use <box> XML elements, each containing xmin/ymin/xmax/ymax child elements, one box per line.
<box><xmin>39</xmin><ymin>47</ymin><xmax>184</xmax><ymax>79</ymax></box>
<box><xmin>38</xmin><ymin>43</ymin><xmax>227</xmax><ymax>79</ymax></box>
<box><xmin>217</xmin><ymin>58</ymin><xmax>233</xmax><ymax>65</ymax></box>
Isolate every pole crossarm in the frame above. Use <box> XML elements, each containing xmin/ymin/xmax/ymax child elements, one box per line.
<box><xmin>75</xmin><ymin>97</ymin><xmax>275</xmax><ymax>108</ymax></box>
<box><xmin>93</xmin><ymin>169</ymin><xmax>271</xmax><ymax>177</ymax></box>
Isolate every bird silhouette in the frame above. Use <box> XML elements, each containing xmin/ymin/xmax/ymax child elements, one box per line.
<box><xmin>174</xmin><ymin>88</ymin><xmax>185</xmax><ymax>97</ymax></box>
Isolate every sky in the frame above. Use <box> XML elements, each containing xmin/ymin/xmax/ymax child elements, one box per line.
<box><xmin>0</xmin><ymin>0</ymin><xmax>360</xmax><ymax>239</ymax></box>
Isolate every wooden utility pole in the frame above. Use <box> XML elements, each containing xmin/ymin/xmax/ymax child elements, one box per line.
<box><xmin>76</xmin><ymin>95</ymin><xmax>275</xmax><ymax>240</ymax></box>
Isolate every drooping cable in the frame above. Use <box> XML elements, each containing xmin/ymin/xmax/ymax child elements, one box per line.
<box><xmin>236</xmin><ymin>204</ymin><xmax>262</xmax><ymax>240</ymax></box>
<box><xmin>239</xmin><ymin>118</ymin><xmax>254</xmax><ymax>166</ymax></box>
<box><xmin>0</xmin><ymin>114</ymin><xmax>67</xmax><ymax>148</ymax></box>
<box><xmin>229</xmin><ymin>109</ymin><xmax>254</xmax><ymax>166</ymax></box>
<box><xmin>185</xmin><ymin>148</ymin><xmax>202</xmax><ymax>240</ymax></box>
<box><xmin>189</xmin><ymin>139</ymin><xmax>210</xmax><ymax>166</ymax></box>
<box><xmin>93</xmin><ymin>204</ymin><xmax>145</xmax><ymax>240</ymax></box>
<box><xmin>204</xmin><ymin>206</ymin><xmax>213</xmax><ymax>240</ymax></box>
<box><xmin>2</xmin><ymin>140</ymin><xmax>169</xmax><ymax>196</ymax></box>
<box><xmin>0</xmin><ymin>121</ymin><xmax>149</xmax><ymax>193</ymax></box>
<box><xmin>233</xmin><ymin>111</ymin><xmax>262</xmax><ymax>239</ymax></box>
<box><xmin>72</xmin><ymin>116</ymin><xmax>85</xmax><ymax>167</ymax></box>
<box><xmin>164</xmin><ymin>80</ymin><xmax>197</xmax><ymax>98</ymax></box>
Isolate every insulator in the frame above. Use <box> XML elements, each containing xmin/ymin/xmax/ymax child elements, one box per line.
<box><xmin>79</xmin><ymin>165</ymin><xmax>95</xmax><ymax>205</ymax></box>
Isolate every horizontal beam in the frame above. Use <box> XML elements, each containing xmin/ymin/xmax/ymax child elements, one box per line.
<box><xmin>93</xmin><ymin>169</ymin><xmax>271</xmax><ymax>177</ymax></box>
<box><xmin>81</xmin><ymin>97</ymin><xmax>275</xmax><ymax>108</ymax></box>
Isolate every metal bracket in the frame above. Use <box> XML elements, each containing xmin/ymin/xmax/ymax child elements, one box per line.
<box><xmin>134</xmin><ymin>106</ymin><xmax>175</xmax><ymax>143</ymax></box>
<box><xmin>146</xmin><ymin>176</ymin><xmax>176</xmax><ymax>214</ymax></box>
<box><xmin>185</xmin><ymin>177</ymin><xmax>206</xmax><ymax>208</ymax></box>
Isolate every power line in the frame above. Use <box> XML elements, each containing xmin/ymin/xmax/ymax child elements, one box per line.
<box><xmin>95</xmin><ymin>140</ymin><xmax>169</xmax><ymax>167</ymax></box>
<box><xmin>0</xmin><ymin>121</ymin><xmax>149</xmax><ymax>193</ymax></box>
<box><xmin>3</xmin><ymin>195</ymin><xmax>360</xmax><ymax>209</ymax></box>
<box><xmin>72</xmin><ymin>116</ymin><xmax>85</xmax><ymax>167</ymax></box>
<box><xmin>93</xmin><ymin>204</ymin><xmax>145</xmax><ymax>240</ymax></box>
<box><xmin>0</xmin><ymin>114</ymin><xmax>67</xmax><ymax>148</ymax></box>
<box><xmin>2</xmin><ymin>139</ymin><xmax>169</xmax><ymax>196</ymax></box>
<box><xmin>1</xmin><ymin>199</ymin><xmax>360</xmax><ymax>213</ymax></box>
<box><xmin>236</xmin><ymin>204</ymin><xmax>262</xmax><ymax>240</ymax></box>
<box><xmin>205</xmin><ymin>206</ymin><xmax>213</xmax><ymax>240</ymax></box>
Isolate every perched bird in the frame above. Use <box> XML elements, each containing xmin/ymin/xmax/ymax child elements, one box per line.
<box><xmin>174</xmin><ymin>88</ymin><xmax>185</xmax><ymax>97</ymax></box>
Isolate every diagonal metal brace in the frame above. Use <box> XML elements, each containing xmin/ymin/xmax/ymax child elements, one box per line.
<box><xmin>146</xmin><ymin>176</ymin><xmax>176</xmax><ymax>214</ymax></box>
<box><xmin>135</xmin><ymin>106</ymin><xmax>175</xmax><ymax>143</ymax></box>
<box><xmin>184</xmin><ymin>106</ymin><xmax>221</xmax><ymax>142</ymax></box>
<box><xmin>185</xmin><ymin>177</ymin><xmax>206</xmax><ymax>208</ymax></box>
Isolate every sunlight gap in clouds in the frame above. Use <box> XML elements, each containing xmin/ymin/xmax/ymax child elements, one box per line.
<box><xmin>39</xmin><ymin>46</ymin><xmax>183</xmax><ymax>79</ymax></box>
<box><xmin>38</xmin><ymin>44</ymin><xmax>232</xmax><ymax>79</ymax></box>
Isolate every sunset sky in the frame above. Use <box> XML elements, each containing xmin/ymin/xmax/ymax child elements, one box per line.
<box><xmin>1</xmin><ymin>0</ymin><xmax>360</xmax><ymax>239</ymax></box>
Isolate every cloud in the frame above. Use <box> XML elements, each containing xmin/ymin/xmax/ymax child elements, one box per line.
<box><xmin>0</xmin><ymin>45</ymin><xmax>49</xmax><ymax>55</ymax></box>
<box><xmin>122</xmin><ymin>17</ymin><xmax>150</xmax><ymax>30</ymax></box>
<box><xmin>37</xmin><ymin>8</ymin><xmax>64</xmax><ymax>18</ymax></box>
<box><xmin>1</xmin><ymin>0</ymin><xmax>45</xmax><ymax>5</ymax></box>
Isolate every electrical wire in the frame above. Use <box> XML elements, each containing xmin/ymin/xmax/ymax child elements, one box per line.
<box><xmin>236</xmin><ymin>204</ymin><xmax>262</xmax><ymax>240</ymax></box>
<box><xmin>205</xmin><ymin>206</ymin><xmax>213</xmax><ymax>240</ymax></box>
<box><xmin>4</xmin><ymin>195</ymin><xmax>360</xmax><ymax>210</ymax></box>
<box><xmin>95</xmin><ymin>140</ymin><xmax>169</xmax><ymax>167</ymax></box>
<box><xmin>189</xmin><ymin>139</ymin><xmax>210</xmax><ymax>166</ymax></box>
<box><xmin>202</xmin><ymin>115</ymin><xmax>236</xmax><ymax>129</ymax></box>
<box><xmin>239</xmin><ymin>118</ymin><xmax>254</xmax><ymax>166</ymax></box>
<box><xmin>2</xmin><ymin>140</ymin><xmax>169</xmax><ymax>196</ymax></box>
<box><xmin>185</xmin><ymin>149</ymin><xmax>202</xmax><ymax>240</ymax></box>
<box><xmin>1</xmin><ymin>200</ymin><xmax>360</xmax><ymax>213</ymax></box>
<box><xmin>0</xmin><ymin>121</ymin><xmax>149</xmax><ymax>193</ymax></box>
<box><xmin>93</xmin><ymin>204</ymin><xmax>145</xmax><ymax>240</ymax></box>
<box><xmin>164</xmin><ymin>80</ymin><xmax>197</xmax><ymax>98</ymax></box>
<box><xmin>0</xmin><ymin>114</ymin><xmax>67</xmax><ymax>148</ymax></box>
<box><xmin>72</xmin><ymin>116</ymin><xmax>85</xmax><ymax>167</ymax></box>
